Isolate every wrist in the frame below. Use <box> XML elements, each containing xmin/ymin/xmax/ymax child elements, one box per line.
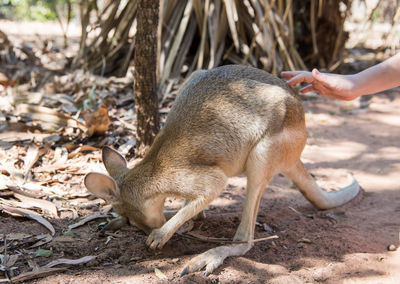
<box><xmin>347</xmin><ymin>73</ymin><xmax>364</xmax><ymax>98</ymax></box>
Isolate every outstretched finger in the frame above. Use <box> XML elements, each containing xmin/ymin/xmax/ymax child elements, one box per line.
<box><xmin>281</xmin><ymin>71</ymin><xmax>302</xmax><ymax>79</ymax></box>
<box><xmin>311</xmin><ymin>68</ymin><xmax>326</xmax><ymax>81</ymax></box>
<box><xmin>299</xmin><ymin>84</ymin><xmax>317</xmax><ymax>94</ymax></box>
<box><xmin>286</xmin><ymin>72</ymin><xmax>314</xmax><ymax>86</ymax></box>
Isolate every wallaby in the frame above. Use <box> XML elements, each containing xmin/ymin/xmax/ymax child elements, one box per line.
<box><xmin>84</xmin><ymin>65</ymin><xmax>360</xmax><ymax>276</ymax></box>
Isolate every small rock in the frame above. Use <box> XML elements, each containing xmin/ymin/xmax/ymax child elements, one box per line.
<box><xmin>263</xmin><ymin>223</ymin><xmax>274</xmax><ymax>233</ymax></box>
<box><xmin>130</xmin><ymin>256</ymin><xmax>143</xmax><ymax>262</ymax></box>
<box><xmin>118</xmin><ymin>138</ymin><xmax>136</xmax><ymax>156</ymax></box>
<box><xmin>387</xmin><ymin>244</ymin><xmax>397</xmax><ymax>251</ymax></box>
<box><xmin>43</xmin><ymin>134</ymin><xmax>60</xmax><ymax>144</ymax></box>
<box><xmin>118</xmin><ymin>254</ymin><xmax>131</xmax><ymax>264</ymax></box>
<box><xmin>297</xmin><ymin>238</ymin><xmax>312</xmax><ymax>244</ymax></box>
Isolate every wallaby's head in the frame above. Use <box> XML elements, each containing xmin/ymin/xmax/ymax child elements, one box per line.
<box><xmin>84</xmin><ymin>146</ymin><xmax>166</xmax><ymax>234</ymax></box>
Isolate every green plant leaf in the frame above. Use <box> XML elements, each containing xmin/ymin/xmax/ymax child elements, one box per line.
<box><xmin>35</xmin><ymin>249</ymin><xmax>53</xmax><ymax>258</ymax></box>
<box><xmin>62</xmin><ymin>229</ymin><xmax>74</xmax><ymax>236</ymax></box>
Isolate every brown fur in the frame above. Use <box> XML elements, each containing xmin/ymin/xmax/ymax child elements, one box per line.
<box><xmin>84</xmin><ymin>65</ymin><xmax>359</xmax><ymax>275</ymax></box>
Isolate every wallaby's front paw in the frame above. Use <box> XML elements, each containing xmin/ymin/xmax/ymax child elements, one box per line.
<box><xmin>146</xmin><ymin>228</ymin><xmax>169</xmax><ymax>250</ymax></box>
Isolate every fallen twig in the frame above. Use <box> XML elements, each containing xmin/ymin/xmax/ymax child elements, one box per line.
<box><xmin>11</xmin><ymin>267</ymin><xmax>66</xmax><ymax>283</ymax></box>
<box><xmin>180</xmin><ymin>232</ymin><xmax>278</xmax><ymax>244</ymax></box>
<box><xmin>288</xmin><ymin>206</ymin><xmax>302</xmax><ymax>215</ymax></box>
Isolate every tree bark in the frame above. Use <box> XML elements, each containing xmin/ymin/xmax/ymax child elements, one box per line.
<box><xmin>134</xmin><ymin>0</ymin><xmax>160</xmax><ymax>157</ymax></box>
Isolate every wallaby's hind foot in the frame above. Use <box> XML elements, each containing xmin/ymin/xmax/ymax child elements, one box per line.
<box><xmin>284</xmin><ymin>160</ymin><xmax>360</xmax><ymax>209</ymax></box>
<box><xmin>180</xmin><ymin>243</ymin><xmax>251</xmax><ymax>277</ymax></box>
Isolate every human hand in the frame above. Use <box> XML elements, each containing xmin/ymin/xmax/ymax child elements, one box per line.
<box><xmin>281</xmin><ymin>69</ymin><xmax>360</xmax><ymax>101</ymax></box>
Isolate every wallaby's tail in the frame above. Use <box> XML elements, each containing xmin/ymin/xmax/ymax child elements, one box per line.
<box><xmin>283</xmin><ymin>160</ymin><xmax>360</xmax><ymax>209</ymax></box>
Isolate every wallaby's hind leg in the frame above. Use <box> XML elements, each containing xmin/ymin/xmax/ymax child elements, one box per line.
<box><xmin>181</xmin><ymin>139</ymin><xmax>276</xmax><ymax>276</ymax></box>
<box><xmin>283</xmin><ymin>159</ymin><xmax>360</xmax><ymax>209</ymax></box>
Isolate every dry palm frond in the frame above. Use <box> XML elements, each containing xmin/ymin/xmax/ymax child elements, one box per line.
<box><xmin>73</xmin><ymin>0</ymin><xmax>398</xmax><ymax>90</ymax></box>
<box><xmin>158</xmin><ymin>0</ymin><xmax>309</xmax><ymax>89</ymax></box>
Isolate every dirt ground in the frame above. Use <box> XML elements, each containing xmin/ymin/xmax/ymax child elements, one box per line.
<box><xmin>1</xmin><ymin>89</ymin><xmax>399</xmax><ymax>283</ymax></box>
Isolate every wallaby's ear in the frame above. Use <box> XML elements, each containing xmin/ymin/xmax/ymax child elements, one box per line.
<box><xmin>102</xmin><ymin>146</ymin><xmax>127</xmax><ymax>177</ymax></box>
<box><xmin>84</xmin><ymin>172</ymin><xmax>120</xmax><ymax>203</ymax></box>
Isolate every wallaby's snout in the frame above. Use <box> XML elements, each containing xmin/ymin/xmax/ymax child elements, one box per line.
<box><xmin>84</xmin><ymin>146</ymin><xmax>167</xmax><ymax>235</ymax></box>
<box><xmin>124</xmin><ymin>204</ymin><xmax>167</xmax><ymax>235</ymax></box>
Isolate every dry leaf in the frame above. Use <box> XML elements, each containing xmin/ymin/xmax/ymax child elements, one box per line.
<box><xmin>69</xmin><ymin>198</ymin><xmax>105</xmax><ymax>209</ymax></box>
<box><xmin>58</xmin><ymin>208</ymin><xmax>78</xmax><ymax>219</ymax></box>
<box><xmin>13</xmin><ymin>193</ymin><xmax>58</xmax><ymax>218</ymax></box>
<box><xmin>23</xmin><ymin>145</ymin><xmax>40</xmax><ymax>181</ymax></box>
<box><xmin>0</xmin><ymin>190</ymin><xmax>13</xmax><ymax>197</ymax></box>
<box><xmin>0</xmin><ymin>72</ymin><xmax>15</xmax><ymax>88</ymax></box>
<box><xmin>100</xmin><ymin>204</ymin><xmax>113</xmax><ymax>214</ymax></box>
<box><xmin>0</xmin><ymin>132</ymin><xmax>54</xmax><ymax>144</ymax></box>
<box><xmin>43</xmin><ymin>255</ymin><xmax>96</xmax><ymax>268</ymax></box>
<box><xmin>0</xmin><ymin>205</ymin><xmax>55</xmax><ymax>235</ymax></box>
<box><xmin>0</xmin><ymin>234</ymin><xmax>52</xmax><ymax>252</ymax></box>
<box><xmin>68</xmin><ymin>213</ymin><xmax>109</xmax><ymax>230</ymax></box>
<box><xmin>83</xmin><ymin>103</ymin><xmax>110</xmax><ymax>136</ymax></box>
<box><xmin>154</xmin><ymin>267</ymin><xmax>168</xmax><ymax>279</ymax></box>
<box><xmin>29</xmin><ymin>234</ymin><xmax>53</xmax><ymax>248</ymax></box>
<box><xmin>0</xmin><ymin>233</ymin><xmax>32</xmax><ymax>241</ymax></box>
<box><xmin>12</xmin><ymin>90</ymin><xmax>43</xmax><ymax>105</ymax></box>
<box><xmin>52</xmin><ymin>146</ymin><xmax>69</xmax><ymax>165</ymax></box>
<box><xmin>15</xmin><ymin>104</ymin><xmax>86</xmax><ymax>131</ymax></box>
<box><xmin>0</xmin><ymin>72</ymin><xmax>8</xmax><ymax>85</ymax></box>
<box><xmin>67</xmin><ymin>145</ymin><xmax>99</xmax><ymax>159</ymax></box>
<box><xmin>6</xmin><ymin>185</ymin><xmax>46</xmax><ymax>199</ymax></box>
<box><xmin>0</xmin><ymin>254</ymin><xmax>19</xmax><ymax>268</ymax></box>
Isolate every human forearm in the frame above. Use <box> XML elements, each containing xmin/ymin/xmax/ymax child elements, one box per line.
<box><xmin>351</xmin><ymin>53</ymin><xmax>400</xmax><ymax>96</ymax></box>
